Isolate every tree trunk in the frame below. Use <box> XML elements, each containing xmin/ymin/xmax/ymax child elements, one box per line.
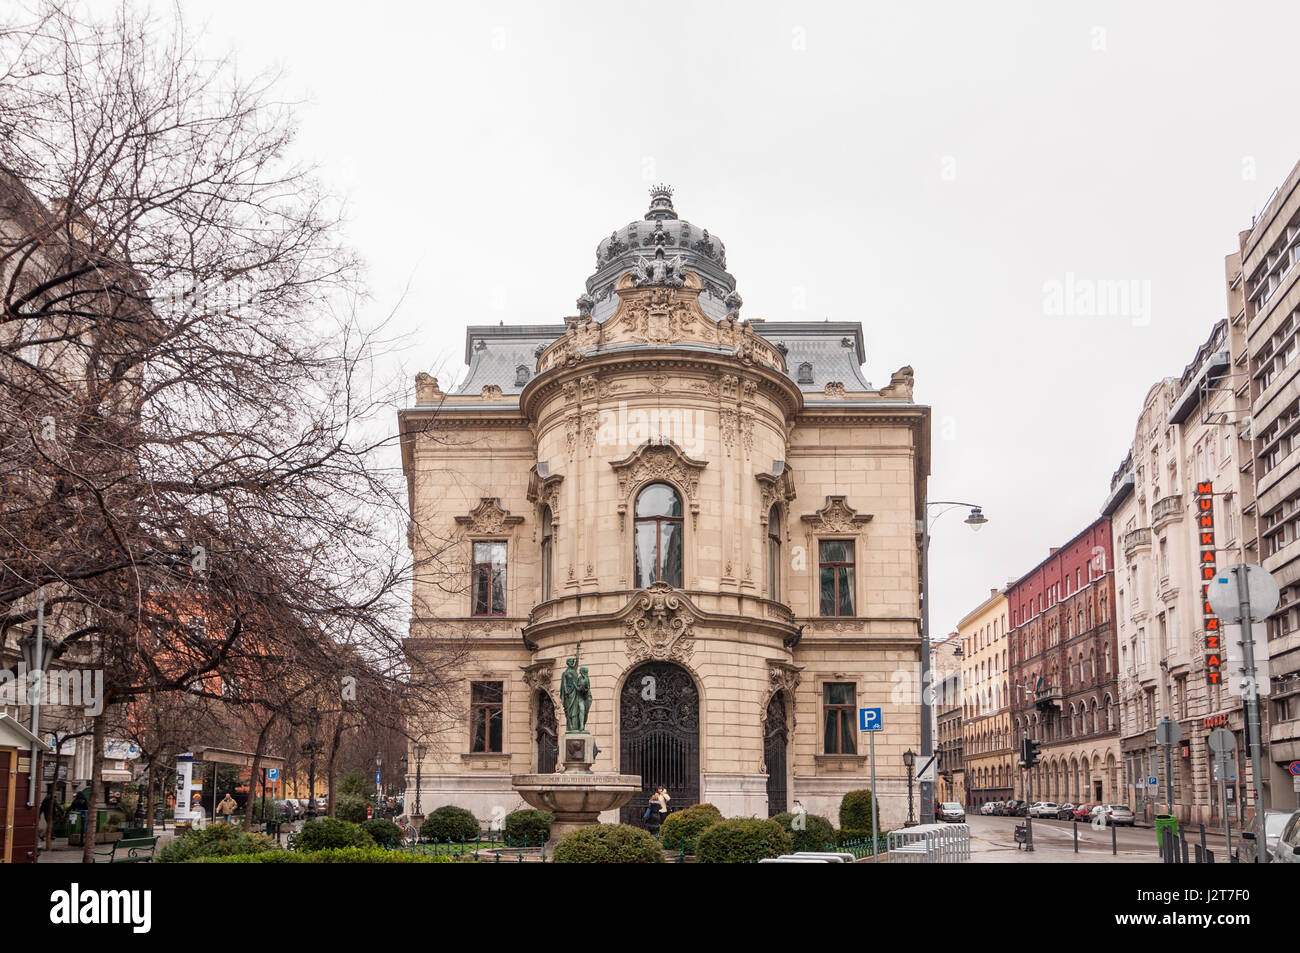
<box><xmin>81</xmin><ymin>714</ymin><xmax>105</xmax><ymax>864</ymax></box>
<box><xmin>243</xmin><ymin>716</ymin><xmax>275</xmax><ymax>830</ymax></box>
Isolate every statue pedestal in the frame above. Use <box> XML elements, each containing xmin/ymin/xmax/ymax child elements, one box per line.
<box><xmin>561</xmin><ymin>732</ymin><xmax>597</xmax><ymax>773</ymax></box>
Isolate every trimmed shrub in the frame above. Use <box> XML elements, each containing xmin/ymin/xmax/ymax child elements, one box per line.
<box><xmin>552</xmin><ymin>824</ymin><xmax>664</xmax><ymax>863</ymax></box>
<box><xmin>657</xmin><ymin>803</ymin><xmax>724</xmax><ymax>854</ymax></box>
<box><xmin>839</xmin><ymin>789</ymin><xmax>876</xmax><ymax>832</ymax></box>
<box><xmin>503</xmin><ymin>809</ymin><xmax>553</xmax><ymax>847</ymax></box>
<box><xmin>695</xmin><ymin>818</ymin><xmax>791</xmax><ymax>864</ymax></box>
<box><xmin>772</xmin><ymin>811</ymin><xmax>835</xmax><ymax>852</ymax></box>
<box><xmin>420</xmin><ymin>805</ymin><xmax>480</xmax><ymax>842</ymax></box>
<box><xmin>157</xmin><ymin>824</ymin><xmax>281</xmax><ymax>863</ymax></box>
<box><xmin>335</xmin><ymin>796</ymin><xmax>369</xmax><ymax>824</ymax></box>
<box><xmin>361</xmin><ymin>818</ymin><xmax>403</xmax><ymax>848</ymax></box>
<box><xmin>296</xmin><ymin>817</ymin><xmax>371</xmax><ymax>851</ymax></box>
<box><xmin>190</xmin><ymin>846</ymin><xmax>458</xmax><ymax>863</ymax></box>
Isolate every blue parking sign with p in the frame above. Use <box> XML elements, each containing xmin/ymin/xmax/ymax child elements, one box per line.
<box><xmin>859</xmin><ymin>707</ymin><xmax>882</xmax><ymax>731</ymax></box>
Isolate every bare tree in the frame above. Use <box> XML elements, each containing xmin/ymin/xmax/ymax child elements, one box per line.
<box><xmin>0</xmin><ymin>1</ymin><xmax>463</xmax><ymax>860</ymax></box>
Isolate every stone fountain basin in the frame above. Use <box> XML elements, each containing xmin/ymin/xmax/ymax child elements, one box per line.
<box><xmin>512</xmin><ymin>773</ymin><xmax>643</xmax><ymax>848</ymax></box>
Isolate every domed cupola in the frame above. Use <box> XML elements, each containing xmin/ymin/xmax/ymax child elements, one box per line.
<box><xmin>584</xmin><ymin>185</ymin><xmax>738</xmax><ymax>322</ymax></box>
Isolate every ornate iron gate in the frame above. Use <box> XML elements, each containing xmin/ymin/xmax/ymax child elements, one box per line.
<box><xmin>764</xmin><ymin>691</ymin><xmax>788</xmax><ymax>816</ymax></box>
<box><xmin>619</xmin><ymin>661</ymin><xmax>699</xmax><ymax>824</ymax></box>
<box><xmin>536</xmin><ymin>691</ymin><xmax>558</xmax><ymax>774</ymax></box>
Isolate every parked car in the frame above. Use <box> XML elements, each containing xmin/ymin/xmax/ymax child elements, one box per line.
<box><xmin>1072</xmin><ymin>803</ymin><xmax>1095</xmax><ymax>822</ymax></box>
<box><xmin>1029</xmin><ymin>802</ymin><xmax>1059</xmax><ymax>819</ymax></box>
<box><xmin>1005</xmin><ymin>800</ymin><xmax>1027</xmax><ymax>817</ymax></box>
<box><xmin>1236</xmin><ymin>810</ymin><xmax>1293</xmax><ymax>862</ymax></box>
<box><xmin>1271</xmin><ymin>810</ymin><xmax>1300</xmax><ymax>863</ymax></box>
<box><xmin>980</xmin><ymin>801</ymin><xmax>998</xmax><ymax>816</ymax></box>
<box><xmin>1101</xmin><ymin>804</ymin><xmax>1135</xmax><ymax>826</ymax></box>
<box><xmin>938</xmin><ymin>802</ymin><xmax>966</xmax><ymax>822</ymax></box>
<box><xmin>1057</xmin><ymin>803</ymin><xmax>1077</xmax><ymax>820</ymax></box>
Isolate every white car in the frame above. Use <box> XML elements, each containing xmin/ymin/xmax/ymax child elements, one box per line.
<box><xmin>979</xmin><ymin>802</ymin><xmax>998</xmax><ymax>816</ymax></box>
<box><xmin>1029</xmin><ymin>802</ymin><xmax>1059</xmax><ymax>818</ymax></box>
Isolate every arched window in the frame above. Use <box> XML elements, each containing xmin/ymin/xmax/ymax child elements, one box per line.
<box><xmin>767</xmin><ymin>504</ymin><xmax>781</xmax><ymax>601</ymax></box>
<box><xmin>634</xmin><ymin>483</ymin><xmax>683</xmax><ymax>587</ymax></box>
<box><xmin>540</xmin><ymin>506</ymin><xmax>553</xmax><ymax>598</ymax></box>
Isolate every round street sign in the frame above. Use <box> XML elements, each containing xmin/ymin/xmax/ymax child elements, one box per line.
<box><xmin>1206</xmin><ymin>564</ymin><xmax>1279</xmax><ymax>623</ymax></box>
<box><xmin>1208</xmin><ymin>728</ymin><xmax>1236</xmax><ymax>754</ymax></box>
<box><xmin>1289</xmin><ymin>761</ymin><xmax>1300</xmax><ymax>777</ymax></box>
<box><xmin>1156</xmin><ymin>720</ymin><xmax>1182</xmax><ymax>746</ymax></box>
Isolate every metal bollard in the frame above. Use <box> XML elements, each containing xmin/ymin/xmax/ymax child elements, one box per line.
<box><xmin>1073</xmin><ymin>820</ymin><xmax>1078</xmax><ymax>853</ymax></box>
<box><xmin>1206</xmin><ymin>848</ymin><xmax>1214</xmax><ymax>864</ymax></box>
<box><xmin>1112</xmin><ymin>822</ymin><xmax>1117</xmax><ymax>856</ymax></box>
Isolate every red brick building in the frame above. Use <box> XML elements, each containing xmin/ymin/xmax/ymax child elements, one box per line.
<box><xmin>1006</xmin><ymin>518</ymin><xmax>1122</xmax><ymax>805</ymax></box>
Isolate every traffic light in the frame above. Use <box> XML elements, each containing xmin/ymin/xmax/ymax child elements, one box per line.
<box><xmin>1026</xmin><ymin>739</ymin><xmax>1042</xmax><ymax>768</ymax></box>
<box><xmin>1019</xmin><ymin>736</ymin><xmax>1030</xmax><ymax>768</ymax></box>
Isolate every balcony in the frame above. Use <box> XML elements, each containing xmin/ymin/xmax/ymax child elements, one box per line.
<box><xmin>1123</xmin><ymin>527</ymin><xmax>1152</xmax><ymax>558</ymax></box>
<box><xmin>1034</xmin><ymin>683</ymin><xmax>1063</xmax><ymax>712</ymax></box>
<box><xmin>1151</xmin><ymin>494</ymin><xmax>1183</xmax><ymax>529</ymax></box>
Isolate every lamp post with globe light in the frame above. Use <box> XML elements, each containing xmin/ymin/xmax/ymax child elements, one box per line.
<box><xmin>920</xmin><ymin>503</ymin><xmax>987</xmax><ymax>825</ymax></box>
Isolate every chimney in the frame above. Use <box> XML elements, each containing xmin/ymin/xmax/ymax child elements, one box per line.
<box><xmin>990</xmin><ymin>588</ymin><xmax>998</xmax><ymax>597</ymax></box>
<box><xmin>1049</xmin><ymin>547</ymin><xmax>1060</xmax><ymax>556</ymax></box>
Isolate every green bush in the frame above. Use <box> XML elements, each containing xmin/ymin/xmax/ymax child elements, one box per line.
<box><xmin>296</xmin><ymin>817</ymin><xmax>371</xmax><ymax>851</ymax></box>
<box><xmin>695</xmin><ymin>818</ymin><xmax>791</xmax><ymax>863</ymax></box>
<box><xmin>157</xmin><ymin>824</ymin><xmax>282</xmax><ymax>863</ymax></box>
<box><xmin>503</xmin><ymin>809</ymin><xmax>553</xmax><ymax>847</ymax></box>
<box><xmin>335</xmin><ymin>796</ymin><xmax>370</xmax><ymax>824</ymax></box>
<box><xmin>657</xmin><ymin>803</ymin><xmax>724</xmax><ymax>854</ymax></box>
<box><xmin>772</xmin><ymin>811</ymin><xmax>835</xmax><ymax>852</ymax></box>
<box><xmin>420</xmin><ymin>805</ymin><xmax>480</xmax><ymax>842</ymax></box>
<box><xmin>190</xmin><ymin>847</ymin><xmax>458</xmax><ymax>863</ymax></box>
<box><xmin>361</xmin><ymin>818</ymin><xmax>403</xmax><ymax>848</ymax></box>
<box><xmin>839</xmin><ymin>789</ymin><xmax>876</xmax><ymax>832</ymax></box>
<box><xmin>552</xmin><ymin>824</ymin><xmax>664</xmax><ymax>863</ymax></box>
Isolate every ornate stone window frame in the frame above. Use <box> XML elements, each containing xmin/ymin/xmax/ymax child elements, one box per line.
<box><xmin>801</xmin><ymin>496</ymin><xmax>872</xmax><ymax>620</ymax></box>
<box><xmin>610</xmin><ymin>439</ymin><xmax>707</xmax><ymax>589</ymax></box>
<box><xmin>455</xmin><ymin>498</ymin><xmax>525</xmax><ymax>617</ymax></box>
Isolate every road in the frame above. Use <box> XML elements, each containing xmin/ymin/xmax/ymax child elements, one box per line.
<box><xmin>961</xmin><ymin>812</ymin><xmax>1236</xmax><ymax>863</ymax></box>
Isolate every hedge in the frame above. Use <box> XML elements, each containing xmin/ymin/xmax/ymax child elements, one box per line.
<box><xmin>839</xmin><ymin>789</ymin><xmax>876</xmax><ymax>833</ymax></box>
<box><xmin>772</xmin><ymin>811</ymin><xmax>835</xmax><ymax>852</ymax></box>
<box><xmin>361</xmin><ymin>818</ymin><xmax>404</xmax><ymax>848</ymax></box>
<box><xmin>190</xmin><ymin>847</ymin><xmax>458</xmax><ymax>863</ymax></box>
<box><xmin>420</xmin><ymin>805</ymin><xmax>481</xmax><ymax>842</ymax></box>
<box><xmin>695</xmin><ymin>818</ymin><xmax>791</xmax><ymax>863</ymax></box>
<box><xmin>296</xmin><ymin>817</ymin><xmax>371</xmax><ymax>851</ymax></box>
<box><xmin>657</xmin><ymin>803</ymin><xmax>723</xmax><ymax>854</ymax></box>
<box><xmin>157</xmin><ymin>825</ymin><xmax>281</xmax><ymax>863</ymax></box>
<box><xmin>503</xmin><ymin>809</ymin><xmax>553</xmax><ymax>846</ymax></box>
<box><xmin>552</xmin><ymin>824</ymin><xmax>664</xmax><ymax>863</ymax></box>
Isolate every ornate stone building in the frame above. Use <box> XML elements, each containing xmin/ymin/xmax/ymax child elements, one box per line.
<box><xmin>1006</xmin><ymin>520</ymin><xmax>1120</xmax><ymax>805</ymax></box>
<box><xmin>958</xmin><ymin>588</ymin><xmax>1013</xmax><ymax>808</ymax></box>
<box><xmin>398</xmin><ymin>187</ymin><xmax>930</xmax><ymax>828</ymax></box>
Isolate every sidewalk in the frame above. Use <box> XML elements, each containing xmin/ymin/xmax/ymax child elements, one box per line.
<box><xmin>969</xmin><ymin>827</ymin><xmax>1160</xmax><ymax>864</ymax></box>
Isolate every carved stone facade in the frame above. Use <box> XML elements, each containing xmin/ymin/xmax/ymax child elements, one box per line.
<box><xmin>399</xmin><ymin>188</ymin><xmax>930</xmax><ymax>827</ymax></box>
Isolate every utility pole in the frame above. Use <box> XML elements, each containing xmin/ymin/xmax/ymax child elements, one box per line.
<box><xmin>1235</xmin><ymin>568</ymin><xmax>1269</xmax><ymax>861</ymax></box>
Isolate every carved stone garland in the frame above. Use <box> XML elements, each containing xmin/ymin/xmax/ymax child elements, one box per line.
<box><xmin>799</xmin><ymin>495</ymin><xmax>873</xmax><ymax>534</ymax></box>
<box><xmin>454</xmin><ymin>498</ymin><xmax>526</xmax><ymax>535</ymax></box>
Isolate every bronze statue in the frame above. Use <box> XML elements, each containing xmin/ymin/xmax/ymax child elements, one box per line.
<box><xmin>560</xmin><ymin>653</ymin><xmax>592</xmax><ymax>733</ymax></box>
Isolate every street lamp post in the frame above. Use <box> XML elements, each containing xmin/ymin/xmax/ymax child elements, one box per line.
<box><xmin>414</xmin><ymin>744</ymin><xmax>427</xmax><ymax>817</ymax></box>
<box><xmin>903</xmin><ymin>748</ymin><xmax>916</xmax><ymax>825</ymax></box>
<box><xmin>920</xmin><ymin>502</ymin><xmax>987</xmax><ymax>825</ymax></box>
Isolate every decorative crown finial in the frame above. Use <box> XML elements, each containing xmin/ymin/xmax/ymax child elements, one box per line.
<box><xmin>645</xmin><ymin>184</ymin><xmax>678</xmax><ymax>222</ymax></box>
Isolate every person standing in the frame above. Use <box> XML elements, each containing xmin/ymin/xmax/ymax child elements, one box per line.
<box><xmin>216</xmin><ymin>793</ymin><xmax>238</xmax><ymax>824</ymax></box>
<box><xmin>643</xmin><ymin>788</ymin><xmax>664</xmax><ymax>836</ymax></box>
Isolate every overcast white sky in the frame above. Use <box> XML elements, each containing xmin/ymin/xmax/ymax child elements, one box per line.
<box><xmin>166</xmin><ymin>0</ymin><xmax>1300</xmax><ymax>638</ymax></box>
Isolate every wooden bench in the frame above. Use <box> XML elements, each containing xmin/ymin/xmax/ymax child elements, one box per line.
<box><xmin>93</xmin><ymin>835</ymin><xmax>158</xmax><ymax>863</ymax></box>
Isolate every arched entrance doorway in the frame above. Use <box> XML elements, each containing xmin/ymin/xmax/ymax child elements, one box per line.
<box><xmin>536</xmin><ymin>691</ymin><xmax>558</xmax><ymax>774</ymax></box>
<box><xmin>619</xmin><ymin>661</ymin><xmax>700</xmax><ymax>824</ymax></box>
<box><xmin>764</xmin><ymin>691</ymin><xmax>789</xmax><ymax>816</ymax></box>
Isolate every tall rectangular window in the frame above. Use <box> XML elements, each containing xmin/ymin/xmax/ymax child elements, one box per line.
<box><xmin>472</xmin><ymin>541</ymin><xmax>507</xmax><ymax>616</ymax></box>
<box><xmin>470</xmin><ymin>681</ymin><xmax>504</xmax><ymax>753</ymax></box>
<box><xmin>818</xmin><ymin>540</ymin><xmax>855</xmax><ymax>616</ymax></box>
<box><xmin>823</xmin><ymin>682</ymin><xmax>857</xmax><ymax>754</ymax></box>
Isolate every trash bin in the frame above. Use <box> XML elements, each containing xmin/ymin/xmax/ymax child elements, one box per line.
<box><xmin>1155</xmin><ymin>814</ymin><xmax>1179</xmax><ymax>848</ymax></box>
